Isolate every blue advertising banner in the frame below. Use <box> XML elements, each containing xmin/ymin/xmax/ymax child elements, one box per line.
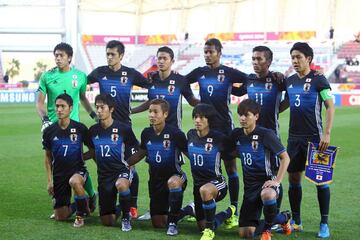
<box><xmin>305</xmin><ymin>142</ymin><xmax>338</xmax><ymax>185</ymax></box>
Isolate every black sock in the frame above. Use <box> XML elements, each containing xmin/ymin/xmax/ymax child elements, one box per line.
<box><xmin>115</xmin><ymin>204</ymin><xmax>121</xmax><ymax>219</ymax></box>
<box><xmin>214</xmin><ymin>206</ymin><xmax>233</xmax><ymax>229</ymax></box>
<box><xmin>202</xmin><ymin>199</ymin><xmax>216</xmax><ymax>230</ymax></box>
<box><xmin>74</xmin><ymin>195</ymin><xmax>88</xmax><ymax>217</ymax></box>
<box><xmin>277</xmin><ymin>183</ymin><xmax>283</xmax><ymax>213</ymax></box>
<box><xmin>119</xmin><ymin>189</ymin><xmax>131</xmax><ymax>220</ymax></box>
<box><xmin>289</xmin><ymin>183</ymin><xmax>302</xmax><ymax>224</ymax></box>
<box><xmin>168</xmin><ymin>188</ymin><xmax>183</xmax><ymax>224</ymax></box>
<box><xmin>263</xmin><ymin>198</ymin><xmax>277</xmax><ymax>230</ymax></box>
<box><xmin>228</xmin><ymin>172</ymin><xmax>239</xmax><ymax>215</ymax></box>
<box><xmin>130</xmin><ymin>170</ymin><xmax>139</xmax><ymax>208</ymax></box>
<box><xmin>317</xmin><ymin>184</ymin><xmax>330</xmax><ymax>224</ymax></box>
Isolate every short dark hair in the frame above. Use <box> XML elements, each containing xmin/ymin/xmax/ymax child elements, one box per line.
<box><xmin>150</xmin><ymin>98</ymin><xmax>169</xmax><ymax>114</ymax></box>
<box><xmin>253</xmin><ymin>45</ymin><xmax>273</xmax><ymax>61</ymax></box>
<box><xmin>192</xmin><ymin>103</ymin><xmax>216</xmax><ymax>127</ymax></box>
<box><xmin>157</xmin><ymin>46</ymin><xmax>174</xmax><ymax>60</ymax></box>
<box><xmin>290</xmin><ymin>42</ymin><xmax>314</xmax><ymax>63</ymax></box>
<box><xmin>106</xmin><ymin>40</ymin><xmax>125</xmax><ymax>55</ymax></box>
<box><xmin>205</xmin><ymin>38</ymin><xmax>223</xmax><ymax>53</ymax></box>
<box><xmin>95</xmin><ymin>93</ymin><xmax>115</xmax><ymax>109</ymax></box>
<box><xmin>237</xmin><ymin>99</ymin><xmax>260</xmax><ymax>116</ymax></box>
<box><xmin>53</xmin><ymin>43</ymin><xmax>73</xmax><ymax>63</ymax></box>
<box><xmin>55</xmin><ymin>93</ymin><xmax>73</xmax><ymax>107</ymax></box>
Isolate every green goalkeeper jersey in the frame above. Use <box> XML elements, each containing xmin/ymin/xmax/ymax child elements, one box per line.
<box><xmin>38</xmin><ymin>67</ymin><xmax>87</xmax><ymax>122</ymax></box>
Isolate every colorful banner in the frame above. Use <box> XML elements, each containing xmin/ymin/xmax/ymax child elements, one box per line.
<box><xmin>305</xmin><ymin>142</ymin><xmax>338</xmax><ymax>185</ymax></box>
<box><xmin>267</xmin><ymin>31</ymin><xmax>316</xmax><ymax>40</ymax></box>
<box><xmin>138</xmin><ymin>34</ymin><xmax>178</xmax><ymax>45</ymax></box>
<box><xmin>340</xmin><ymin>94</ymin><xmax>360</xmax><ymax>106</ymax></box>
<box><xmin>206</xmin><ymin>31</ymin><xmax>316</xmax><ymax>41</ymax></box>
<box><xmin>82</xmin><ymin>35</ymin><xmax>135</xmax><ymax>45</ymax></box>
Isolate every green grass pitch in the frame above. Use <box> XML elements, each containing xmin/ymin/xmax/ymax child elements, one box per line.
<box><xmin>0</xmin><ymin>104</ymin><xmax>359</xmax><ymax>239</ymax></box>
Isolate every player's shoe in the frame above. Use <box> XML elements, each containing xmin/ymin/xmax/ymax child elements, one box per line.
<box><xmin>224</xmin><ymin>205</ymin><xmax>238</xmax><ymax>229</ymax></box>
<box><xmin>89</xmin><ymin>193</ymin><xmax>97</xmax><ymax>213</ymax></box>
<box><xmin>280</xmin><ymin>210</ymin><xmax>292</xmax><ymax>235</ymax></box>
<box><xmin>260</xmin><ymin>230</ymin><xmax>272</xmax><ymax>240</ymax></box>
<box><xmin>200</xmin><ymin>228</ymin><xmax>215</xmax><ymax>240</ymax></box>
<box><xmin>130</xmin><ymin>207</ymin><xmax>138</xmax><ymax>219</ymax></box>
<box><xmin>138</xmin><ymin>211</ymin><xmax>151</xmax><ymax>220</ymax></box>
<box><xmin>49</xmin><ymin>213</ymin><xmax>55</xmax><ymax>219</ymax></box>
<box><xmin>166</xmin><ymin>223</ymin><xmax>178</xmax><ymax>236</ymax></box>
<box><xmin>317</xmin><ymin>223</ymin><xmax>330</xmax><ymax>238</ymax></box>
<box><xmin>73</xmin><ymin>216</ymin><xmax>84</xmax><ymax>228</ymax></box>
<box><xmin>121</xmin><ymin>218</ymin><xmax>132</xmax><ymax>232</ymax></box>
<box><xmin>290</xmin><ymin>220</ymin><xmax>303</xmax><ymax>232</ymax></box>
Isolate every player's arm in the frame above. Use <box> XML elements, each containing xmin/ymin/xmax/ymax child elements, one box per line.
<box><xmin>36</xmin><ymin>92</ymin><xmax>53</xmax><ymax>132</ymax></box>
<box><xmin>263</xmin><ymin>150</ymin><xmax>290</xmax><ymax>189</ymax></box>
<box><xmin>80</xmin><ymin>92</ymin><xmax>97</xmax><ymax>121</ymax></box>
<box><xmin>279</xmin><ymin>93</ymin><xmax>289</xmax><ymax>113</ymax></box>
<box><xmin>44</xmin><ymin>150</ymin><xmax>54</xmax><ymax>196</ymax></box>
<box><xmin>83</xmin><ymin>148</ymin><xmax>95</xmax><ymax>162</ymax></box>
<box><xmin>319</xmin><ymin>90</ymin><xmax>335</xmax><ymax>152</ymax></box>
<box><xmin>127</xmin><ymin>148</ymin><xmax>147</xmax><ymax>166</ymax></box>
<box><xmin>131</xmin><ymin>100</ymin><xmax>150</xmax><ymax>114</ymax></box>
<box><xmin>181</xmin><ymin>77</ymin><xmax>200</xmax><ymax>106</ymax></box>
<box><xmin>231</xmin><ymin>84</ymin><xmax>247</xmax><ymax>97</ymax></box>
<box><xmin>270</xmin><ymin>71</ymin><xmax>285</xmax><ymax>84</ymax></box>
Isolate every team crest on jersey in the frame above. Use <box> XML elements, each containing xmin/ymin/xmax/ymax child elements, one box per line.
<box><xmin>168</xmin><ymin>85</ymin><xmax>175</xmax><ymax>95</ymax></box>
<box><xmin>217</xmin><ymin>74</ymin><xmax>225</xmax><ymax>83</ymax></box>
<box><xmin>111</xmin><ymin>134</ymin><xmax>118</xmax><ymax>142</ymax></box>
<box><xmin>112</xmin><ymin>128</ymin><xmax>118</xmax><ymax>133</ymax></box>
<box><xmin>163</xmin><ymin>140</ymin><xmax>171</xmax><ymax>149</ymax></box>
<box><xmin>169</xmin><ymin>80</ymin><xmax>175</xmax><ymax>84</ymax></box>
<box><xmin>70</xmin><ymin>134</ymin><xmax>78</xmax><ymax>142</ymax></box>
<box><xmin>303</xmin><ymin>83</ymin><xmax>311</xmax><ymax>92</ymax></box>
<box><xmin>120</xmin><ymin>76</ymin><xmax>128</xmax><ymax>84</ymax></box>
<box><xmin>219</xmin><ymin>69</ymin><xmax>224</xmax><ymax>74</ymax></box>
<box><xmin>205</xmin><ymin>143</ymin><xmax>213</xmax><ymax>152</ymax></box>
<box><xmin>265</xmin><ymin>82</ymin><xmax>272</xmax><ymax>90</ymax></box>
<box><xmin>252</xmin><ymin>135</ymin><xmax>258</xmax><ymax>140</ymax></box>
<box><xmin>251</xmin><ymin>141</ymin><xmax>258</xmax><ymax>151</ymax></box>
<box><xmin>207</xmin><ymin>138</ymin><xmax>213</xmax><ymax>143</ymax></box>
<box><xmin>164</xmin><ymin>134</ymin><xmax>170</xmax><ymax>139</ymax></box>
<box><xmin>122</xmin><ymin>71</ymin><xmax>127</xmax><ymax>76</ymax></box>
<box><xmin>70</xmin><ymin>128</ymin><xmax>76</xmax><ymax>133</ymax></box>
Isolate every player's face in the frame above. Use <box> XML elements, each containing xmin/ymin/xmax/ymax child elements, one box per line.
<box><xmin>204</xmin><ymin>45</ymin><xmax>221</xmax><ymax>66</ymax></box>
<box><xmin>149</xmin><ymin>104</ymin><xmax>167</xmax><ymax>126</ymax></box>
<box><xmin>95</xmin><ymin>102</ymin><xmax>113</xmax><ymax>121</ymax></box>
<box><xmin>55</xmin><ymin>99</ymin><xmax>72</xmax><ymax>119</ymax></box>
<box><xmin>157</xmin><ymin>52</ymin><xmax>174</xmax><ymax>72</ymax></box>
<box><xmin>193</xmin><ymin>114</ymin><xmax>209</xmax><ymax>132</ymax></box>
<box><xmin>239</xmin><ymin>111</ymin><xmax>258</xmax><ymax>130</ymax></box>
<box><xmin>252</xmin><ymin>51</ymin><xmax>270</xmax><ymax>75</ymax></box>
<box><xmin>106</xmin><ymin>47</ymin><xmax>123</xmax><ymax>67</ymax></box>
<box><xmin>54</xmin><ymin>50</ymin><xmax>71</xmax><ymax>70</ymax></box>
<box><xmin>291</xmin><ymin>50</ymin><xmax>311</xmax><ymax>73</ymax></box>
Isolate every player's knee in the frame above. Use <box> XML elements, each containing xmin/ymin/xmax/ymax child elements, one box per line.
<box><xmin>199</xmin><ymin>185</ymin><xmax>214</xmax><ymax>200</ymax></box>
<box><xmin>238</xmin><ymin>227</ymin><xmax>255</xmax><ymax>238</ymax></box>
<box><xmin>167</xmin><ymin>177</ymin><xmax>181</xmax><ymax>189</ymax></box>
<box><xmin>68</xmin><ymin>177</ymin><xmax>82</xmax><ymax>189</ymax></box>
<box><xmin>261</xmin><ymin>188</ymin><xmax>276</xmax><ymax>201</ymax></box>
<box><xmin>115</xmin><ymin>179</ymin><xmax>130</xmax><ymax>192</ymax></box>
<box><xmin>288</xmin><ymin>172</ymin><xmax>302</xmax><ymax>184</ymax></box>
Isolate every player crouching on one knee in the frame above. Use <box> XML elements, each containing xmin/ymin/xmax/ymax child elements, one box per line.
<box><xmin>127</xmin><ymin>98</ymin><xmax>188</xmax><ymax>236</ymax></box>
<box><xmin>227</xmin><ymin>99</ymin><xmax>291</xmax><ymax>240</ymax></box>
<box><xmin>84</xmin><ymin>93</ymin><xmax>139</xmax><ymax>231</ymax></box>
<box><xmin>42</xmin><ymin>93</ymin><xmax>91</xmax><ymax>227</ymax></box>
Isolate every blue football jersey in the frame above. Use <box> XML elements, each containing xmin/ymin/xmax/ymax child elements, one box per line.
<box><xmin>42</xmin><ymin>120</ymin><xmax>89</xmax><ymax>178</ymax></box>
<box><xmin>285</xmin><ymin>70</ymin><xmax>331</xmax><ymax>136</ymax></box>
<box><xmin>187</xmin><ymin>129</ymin><xmax>226</xmax><ymax>186</ymax></box>
<box><xmin>88</xmin><ymin>120</ymin><xmax>139</xmax><ymax>180</ymax></box>
<box><xmin>88</xmin><ymin>65</ymin><xmax>151</xmax><ymax>125</ymax></box>
<box><xmin>186</xmin><ymin>65</ymin><xmax>247</xmax><ymax>127</ymax></box>
<box><xmin>228</xmin><ymin>126</ymin><xmax>285</xmax><ymax>186</ymax></box>
<box><xmin>140</xmin><ymin>124</ymin><xmax>187</xmax><ymax>179</ymax></box>
<box><xmin>148</xmin><ymin>72</ymin><xmax>194</xmax><ymax>128</ymax></box>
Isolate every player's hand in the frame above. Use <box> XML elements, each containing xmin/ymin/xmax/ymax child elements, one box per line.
<box><xmin>147</xmin><ymin>71</ymin><xmax>157</xmax><ymax>83</ymax></box>
<box><xmin>41</xmin><ymin>116</ymin><xmax>52</xmax><ymax>132</ymax></box>
<box><xmin>318</xmin><ymin>133</ymin><xmax>330</xmax><ymax>152</ymax></box>
<box><xmin>271</xmin><ymin>71</ymin><xmax>285</xmax><ymax>85</ymax></box>
<box><xmin>89</xmin><ymin>111</ymin><xmax>99</xmax><ymax>123</ymax></box>
<box><xmin>262</xmin><ymin>180</ymin><xmax>280</xmax><ymax>189</ymax></box>
<box><xmin>47</xmin><ymin>182</ymin><xmax>54</xmax><ymax>196</ymax></box>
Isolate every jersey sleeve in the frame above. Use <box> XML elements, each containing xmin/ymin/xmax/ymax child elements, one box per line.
<box><xmin>180</xmin><ymin>77</ymin><xmax>196</xmax><ymax>102</ymax></box>
<box><xmin>174</xmin><ymin>129</ymin><xmax>188</xmax><ymax>152</ymax></box>
<box><xmin>87</xmin><ymin>127</ymin><xmax>95</xmax><ymax>149</ymax></box>
<box><xmin>38</xmin><ymin>72</ymin><xmax>48</xmax><ymax>95</ymax></box>
<box><xmin>87</xmin><ymin>68</ymin><xmax>99</xmax><ymax>84</ymax></box>
<box><xmin>124</xmin><ymin>126</ymin><xmax>139</xmax><ymax>150</ymax></box>
<box><xmin>231</xmin><ymin>68</ymin><xmax>248</xmax><ymax>84</ymax></box>
<box><xmin>316</xmin><ymin>74</ymin><xmax>331</xmax><ymax>92</ymax></box>
<box><xmin>263</xmin><ymin>130</ymin><xmax>286</xmax><ymax>156</ymax></box>
<box><xmin>79</xmin><ymin>72</ymin><xmax>87</xmax><ymax>94</ymax></box>
<box><xmin>185</xmin><ymin>68</ymin><xmax>200</xmax><ymax>84</ymax></box>
<box><xmin>80</xmin><ymin>124</ymin><xmax>91</xmax><ymax>148</ymax></box>
<box><xmin>139</xmin><ymin>129</ymin><xmax>148</xmax><ymax>150</ymax></box>
<box><xmin>133</xmin><ymin>69</ymin><xmax>151</xmax><ymax>88</ymax></box>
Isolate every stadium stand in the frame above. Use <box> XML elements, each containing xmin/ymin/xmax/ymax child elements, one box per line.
<box><xmin>0</xmin><ymin>50</ymin><xmax>4</xmax><ymax>83</ymax></box>
<box><xmin>336</xmin><ymin>41</ymin><xmax>360</xmax><ymax>82</ymax></box>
